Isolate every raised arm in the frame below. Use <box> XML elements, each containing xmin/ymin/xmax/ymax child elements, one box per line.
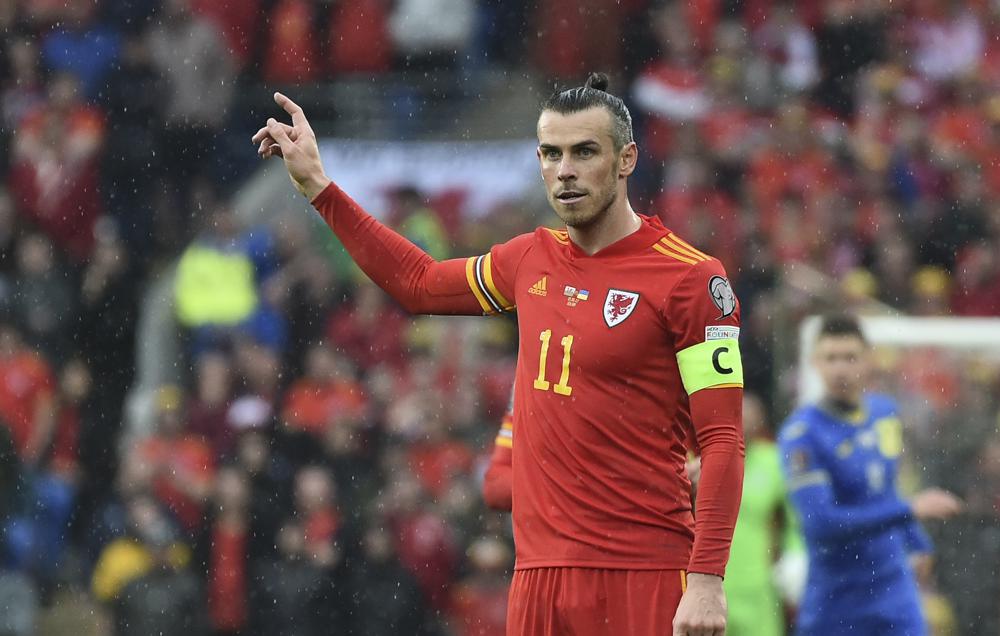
<box><xmin>252</xmin><ymin>93</ymin><xmax>500</xmax><ymax>316</ymax></box>
<box><xmin>310</xmin><ymin>184</ymin><xmax>492</xmax><ymax>315</ymax></box>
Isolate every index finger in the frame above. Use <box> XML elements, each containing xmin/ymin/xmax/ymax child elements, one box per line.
<box><xmin>275</xmin><ymin>92</ymin><xmax>309</xmax><ymax>128</ymax></box>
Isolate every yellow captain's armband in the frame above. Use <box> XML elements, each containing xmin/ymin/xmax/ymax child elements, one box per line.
<box><xmin>676</xmin><ymin>338</ymin><xmax>744</xmax><ymax>395</ymax></box>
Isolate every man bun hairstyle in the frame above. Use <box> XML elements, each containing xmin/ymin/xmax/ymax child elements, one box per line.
<box><xmin>585</xmin><ymin>71</ymin><xmax>610</xmax><ymax>91</ymax></box>
<box><xmin>817</xmin><ymin>313</ymin><xmax>868</xmax><ymax>345</ymax></box>
<box><xmin>542</xmin><ymin>72</ymin><xmax>634</xmax><ymax>150</ymax></box>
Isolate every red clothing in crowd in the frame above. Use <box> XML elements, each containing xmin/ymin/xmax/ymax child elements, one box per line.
<box><xmin>187</xmin><ymin>400</ymin><xmax>233</xmax><ymax>459</ymax></box>
<box><xmin>929</xmin><ymin>105</ymin><xmax>993</xmax><ymax>162</ymax></box>
<box><xmin>136</xmin><ymin>435</ymin><xmax>215</xmax><ymax>532</ymax></box>
<box><xmin>952</xmin><ymin>279</ymin><xmax>1000</xmax><ymax>316</ymax></box>
<box><xmin>951</xmin><ymin>245</ymin><xmax>1000</xmax><ymax>316</ymax></box>
<box><xmin>408</xmin><ymin>439</ymin><xmax>474</xmax><ymax>499</ymax></box>
<box><xmin>263</xmin><ymin>0</ymin><xmax>319</xmax><ymax>84</ymax></box>
<box><xmin>533</xmin><ymin>0</ymin><xmax>624</xmax><ymax>79</ymax></box>
<box><xmin>191</xmin><ymin>0</ymin><xmax>260</xmax><ymax>69</ymax></box>
<box><xmin>302</xmin><ymin>508</ymin><xmax>340</xmax><ymax>547</ymax></box>
<box><xmin>633</xmin><ymin>62</ymin><xmax>708</xmax><ymax>162</ymax></box>
<box><xmin>327</xmin><ymin>0</ymin><xmax>391</xmax><ymax>74</ymax></box>
<box><xmin>50</xmin><ymin>405</ymin><xmax>80</xmax><ymax>477</ymax></box>
<box><xmin>282</xmin><ymin>378</ymin><xmax>367</xmax><ymax>435</ymax></box>
<box><xmin>8</xmin><ymin>104</ymin><xmax>104</xmax><ymax>260</ymax></box>
<box><xmin>393</xmin><ymin>510</ymin><xmax>459</xmax><ymax>610</ymax></box>
<box><xmin>748</xmin><ymin>145</ymin><xmax>838</xmax><ymax>233</ymax></box>
<box><xmin>0</xmin><ymin>351</ymin><xmax>55</xmax><ymax>459</ymax></box>
<box><xmin>325</xmin><ymin>301</ymin><xmax>407</xmax><ymax>372</ymax></box>
<box><xmin>208</xmin><ymin>522</ymin><xmax>248</xmax><ymax>632</ymax></box>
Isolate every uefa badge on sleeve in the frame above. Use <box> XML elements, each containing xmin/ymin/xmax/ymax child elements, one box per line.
<box><xmin>708</xmin><ymin>276</ymin><xmax>736</xmax><ymax>319</ymax></box>
<box><xmin>603</xmin><ymin>289</ymin><xmax>639</xmax><ymax>327</ymax></box>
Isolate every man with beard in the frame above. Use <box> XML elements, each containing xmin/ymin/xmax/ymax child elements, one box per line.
<box><xmin>253</xmin><ymin>73</ymin><xmax>744</xmax><ymax>635</ymax></box>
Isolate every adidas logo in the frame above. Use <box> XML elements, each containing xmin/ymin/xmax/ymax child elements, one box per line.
<box><xmin>528</xmin><ymin>276</ymin><xmax>548</xmax><ymax>297</ymax></box>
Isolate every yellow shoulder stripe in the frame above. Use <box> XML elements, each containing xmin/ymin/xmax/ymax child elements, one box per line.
<box><xmin>667</xmin><ymin>233</ymin><xmax>711</xmax><ymax>261</ymax></box>
<box><xmin>652</xmin><ymin>243</ymin><xmax>699</xmax><ymax>265</ymax></box>
<box><xmin>661</xmin><ymin>236</ymin><xmax>708</xmax><ymax>262</ymax></box>
<box><xmin>545</xmin><ymin>228</ymin><xmax>569</xmax><ymax>245</ymax></box>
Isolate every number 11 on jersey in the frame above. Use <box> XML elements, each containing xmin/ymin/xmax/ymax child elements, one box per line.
<box><xmin>534</xmin><ymin>329</ymin><xmax>574</xmax><ymax>396</ymax></box>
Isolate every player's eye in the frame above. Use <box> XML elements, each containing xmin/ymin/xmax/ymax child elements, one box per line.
<box><xmin>577</xmin><ymin>147</ymin><xmax>595</xmax><ymax>158</ymax></box>
<box><xmin>544</xmin><ymin>150</ymin><xmax>561</xmax><ymax>161</ymax></box>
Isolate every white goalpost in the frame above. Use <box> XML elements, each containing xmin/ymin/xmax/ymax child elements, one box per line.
<box><xmin>796</xmin><ymin>315</ymin><xmax>1000</xmax><ymax>405</ymax></box>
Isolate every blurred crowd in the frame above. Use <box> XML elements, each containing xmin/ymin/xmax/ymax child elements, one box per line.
<box><xmin>0</xmin><ymin>0</ymin><xmax>997</xmax><ymax>634</ymax></box>
<box><xmin>628</xmin><ymin>0</ymin><xmax>1000</xmax><ymax>347</ymax></box>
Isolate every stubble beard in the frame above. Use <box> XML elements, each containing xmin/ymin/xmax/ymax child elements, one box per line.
<box><xmin>553</xmin><ymin>176</ymin><xmax>619</xmax><ymax>230</ymax></box>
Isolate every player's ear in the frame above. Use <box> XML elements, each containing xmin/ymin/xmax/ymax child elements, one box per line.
<box><xmin>618</xmin><ymin>141</ymin><xmax>638</xmax><ymax>178</ymax></box>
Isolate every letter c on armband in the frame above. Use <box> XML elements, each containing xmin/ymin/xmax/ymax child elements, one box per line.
<box><xmin>712</xmin><ymin>346</ymin><xmax>734</xmax><ymax>375</ymax></box>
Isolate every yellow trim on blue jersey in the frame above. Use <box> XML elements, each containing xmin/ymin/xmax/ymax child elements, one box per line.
<box><xmin>845</xmin><ymin>407</ymin><xmax>868</xmax><ymax>426</ymax></box>
<box><xmin>875</xmin><ymin>416</ymin><xmax>903</xmax><ymax>458</ymax></box>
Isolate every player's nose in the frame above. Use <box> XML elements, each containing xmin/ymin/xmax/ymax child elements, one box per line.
<box><xmin>556</xmin><ymin>158</ymin><xmax>577</xmax><ymax>181</ymax></box>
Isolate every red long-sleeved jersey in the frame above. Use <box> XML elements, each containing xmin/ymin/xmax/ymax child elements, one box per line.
<box><xmin>312</xmin><ymin>183</ymin><xmax>744</xmax><ymax>576</ymax></box>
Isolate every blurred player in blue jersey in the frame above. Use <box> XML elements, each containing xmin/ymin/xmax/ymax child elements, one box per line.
<box><xmin>779</xmin><ymin>314</ymin><xmax>963</xmax><ymax>636</ymax></box>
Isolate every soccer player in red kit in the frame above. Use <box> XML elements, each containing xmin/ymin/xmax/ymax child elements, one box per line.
<box><xmin>253</xmin><ymin>73</ymin><xmax>745</xmax><ymax>636</ymax></box>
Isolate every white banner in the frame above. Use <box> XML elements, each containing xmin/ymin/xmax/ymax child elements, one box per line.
<box><xmin>318</xmin><ymin>139</ymin><xmax>540</xmax><ymax>219</ymax></box>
